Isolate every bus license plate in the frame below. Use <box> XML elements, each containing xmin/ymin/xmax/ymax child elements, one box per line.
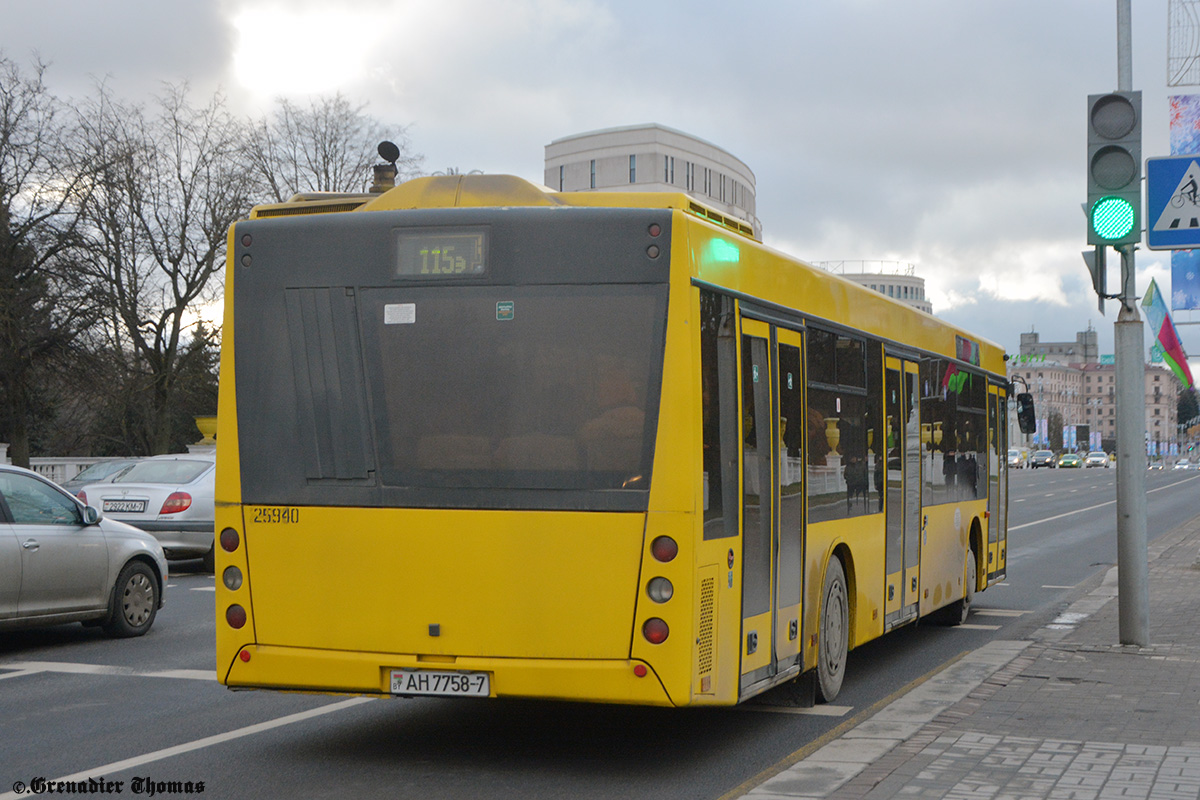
<box><xmin>389</xmin><ymin>669</ymin><xmax>490</xmax><ymax>697</ymax></box>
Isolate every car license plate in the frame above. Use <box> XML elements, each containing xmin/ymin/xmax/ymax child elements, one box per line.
<box><xmin>389</xmin><ymin>669</ymin><xmax>490</xmax><ymax>697</ymax></box>
<box><xmin>103</xmin><ymin>499</ymin><xmax>147</xmax><ymax>513</ymax></box>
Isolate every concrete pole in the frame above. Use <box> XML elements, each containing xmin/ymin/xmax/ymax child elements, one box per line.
<box><xmin>1115</xmin><ymin>245</ymin><xmax>1149</xmax><ymax>646</ymax></box>
<box><xmin>1112</xmin><ymin>0</ymin><xmax>1149</xmax><ymax>647</ymax></box>
<box><xmin>1117</xmin><ymin>0</ymin><xmax>1132</xmax><ymax>91</ymax></box>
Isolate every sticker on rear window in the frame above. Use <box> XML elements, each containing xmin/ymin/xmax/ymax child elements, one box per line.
<box><xmin>385</xmin><ymin>303</ymin><xmax>416</xmax><ymax>324</ymax></box>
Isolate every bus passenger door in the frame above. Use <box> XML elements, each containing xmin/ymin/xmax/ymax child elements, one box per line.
<box><xmin>774</xmin><ymin>329</ymin><xmax>804</xmax><ymax>671</ymax></box>
<box><xmin>884</xmin><ymin>357</ymin><xmax>921</xmax><ymax>628</ymax></box>
<box><xmin>987</xmin><ymin>386</ymin><xmax>1007</xmax><ymax>582</ymax></box>
<box><xmin>739</xmin><ymin>320</ymin><xmax>775</xmax><ymax>690</ymax></box>
<box><xmin>883</xmin><ymin>359</ymin><xmax>904</xmax><ymax>627</ymax></box>
<box><xmin>901</xmin><ymin>361</ymin><xmax>922</xmax><ymax>617</ymax></box>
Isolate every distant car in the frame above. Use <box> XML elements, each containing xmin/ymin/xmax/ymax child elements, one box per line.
<box><xmin>1149</xmin><ymin>462</ymin><xmax>1165</xmax><ymax>470</ymax></box>
<box><xmin>1029</xmin><ymin>450</ymin><xmax>1056</xmax><ymax>468</ymax></box>
<box><xmin>0</xmin><ymin>464</ymin><xmax>167</xmax><ymax>636</ymax></box>
<box><xmin>1084</xmin><ymin>451</ymin><xmax>1110</xmax><ymax>468</ymax></box>
<box><xmin>1006</xmin><ymin>449</ymin><xmax>1024</xmax><ymax>468</ymax></box>
<box><xmin>1058</xmin><ymin>453</ymin><xmax>1083</xmax><ymax>468</ymax></box>
<box><xmin>59</xmin><ymin>458</ymin><xmax>142</xmax><ymax>495</ymax></box>
<box><xmin>79</xmin><ymin>453</ymin><xmax>215</xmax><ymax>570</ymax></box>
<box><xmin>1173</xmin><ymin>459</ymin><xmax>1192</xmax><ymax>470</ymax></box>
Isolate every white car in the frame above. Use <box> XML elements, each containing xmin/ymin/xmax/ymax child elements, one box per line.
<box><xmin>1084</xmin><ymin>451</ymin><xmax>1110</xmax><ymax>468</ymax></box>
<box><xmin>1174</xmin><ymin>459</ymin><xmax>1193</xmax><ymax>470</ymax></box>
<box><xmin>0</xmin><ymin>464</ymin><xmax>167</xmax><ymax>636</ymax></box>
<box><xmin>79</xmin><ymin>454</ymin><xmax>215</xmax><ymax>570</ymax></box>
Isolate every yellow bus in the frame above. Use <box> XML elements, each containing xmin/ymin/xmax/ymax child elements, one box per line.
<box><xmin>215</xmin><ymin>173</ymin><xmax>1018</xmax><ymax>706</ymax></box>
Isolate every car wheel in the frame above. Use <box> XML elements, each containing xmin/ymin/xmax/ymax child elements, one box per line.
<box><xmin>817</xmin><ymin>557</ymin><xmax>849</xmax><ymax>703</ymax></box>
<box><xmin>103</xmin><ymin>561</ymin><xmax>159</xmax><ymax>638</ymax></box>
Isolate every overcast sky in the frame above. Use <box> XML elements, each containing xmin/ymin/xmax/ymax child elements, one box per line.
<box><xmin>2</xmin><ymin>0</ymin><xmax>1195</xmax><ymax>372</ymax></box>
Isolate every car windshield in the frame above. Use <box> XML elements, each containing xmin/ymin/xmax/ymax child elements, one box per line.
<box><xmin>114</xmin><ymin>460</ymin><xmax>211</xmax><ymax>485</ymax></box>
<box><xmin>1035</xmin><ymin>451</ymin><xmax>1053</xmax><ymax>456</ymax></box>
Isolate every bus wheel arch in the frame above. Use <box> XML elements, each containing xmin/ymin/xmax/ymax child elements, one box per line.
<box><xmin>939</xmin><ymin>521</ymin><xmax>980</xmax><ymax>626</ymax></box>
<box><xmin>969</xmin><ymin>520</ymin><xmax>984</xmax><ymax>595</ymax></box>
<box><xmin>816</xmin><ymin>548</ymin><xmax>852</xmax><ymax>703</ymax></box>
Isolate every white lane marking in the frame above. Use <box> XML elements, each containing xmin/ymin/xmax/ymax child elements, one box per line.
<box><xmin>973</xmin><ymin>609</ymin><xmax>1027</xmax><ymax>617</ymax></box>
<box><xmin>0</xmin><ymin>697</ymin><xmax>375</xmax><ymax>800</ymax></box>
<box><xmin>191</xmin><ymin>586</ymin><xmax>216</xmax><ymax>592</ymax></box>
<box><xmin>1041</xmin><ymin>585</ymin><xmax>1074</xmax><ymax>589</ymax></box>
<box><xmin>1013</xmin><ymin>474</ymin><xmax>1199</xmax><ymax>531</ymax></box>
<box><xmin>956</xmin><ymin>623</ymin><xmax>1001</xmax><ymax>630</ymax></box>
<box><xmin>0</xmin><ymin>661</ymin><xmax>216</xmax><ymax>681</ymax></box>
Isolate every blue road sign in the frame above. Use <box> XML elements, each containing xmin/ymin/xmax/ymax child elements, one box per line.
<box><xmin>1147</xmin><ymin>155</ymin><xmax>1200</xmax><ymax>249</ymax></box>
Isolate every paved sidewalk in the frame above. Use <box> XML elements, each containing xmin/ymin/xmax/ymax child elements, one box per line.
<box><xmin>739</xmin><ymin>514</ymin><xmax>1200</xmax><ymax>800</ymax></box>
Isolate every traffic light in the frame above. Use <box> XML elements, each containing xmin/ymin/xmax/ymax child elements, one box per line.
<box><xmin>1015</xmin><ymin>393</ymin><xmax>1036</xmax><ymax>434</ymax></box>
<box><xmin>1087</xmin><ymin>91</ymin><xmax>1142</xmax><ymax>246</ymax></box>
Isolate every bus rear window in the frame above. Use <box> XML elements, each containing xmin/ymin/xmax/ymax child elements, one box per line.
<box><xmin>359</xmin><ymin>284</ymin><xmax>667</xmax><ymax>498</ymax></box>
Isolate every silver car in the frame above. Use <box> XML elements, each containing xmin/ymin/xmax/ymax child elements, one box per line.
<box><xmin>0</xmin><ymin>464</ymin><xmax>167</xmax><ymax>637</ymax></box>
<box><xmin>79</xmin><ymin>454</ymin><xmax>215</xmax><ymax>569</ymax></box>
<box><xmin>59</xmin><ymin>458</ymin><xmax>142</xmax><ymax>495</ymax></box>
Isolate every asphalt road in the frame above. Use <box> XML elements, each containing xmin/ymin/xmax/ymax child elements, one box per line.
<box><xmin>1</xmin><ymin>467</ymin><xmax>1196</xmax><ymax>800</ymax></box>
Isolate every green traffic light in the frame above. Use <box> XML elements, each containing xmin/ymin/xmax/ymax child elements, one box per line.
<box><xmin>1091</xmin><ymin>196</ymin><xmax>1136</xmax><ymax>241</ymax></box>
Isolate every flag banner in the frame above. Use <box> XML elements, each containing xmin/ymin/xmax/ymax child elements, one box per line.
<box><xmin>1143</xmin><ymin>279</ymin><xmax>1196</xmax><ymax>388</ymax></box>
<box><xmin>1169</xmin><ymin>96</ymin><xmax>1200</xmax><ymax>309</ymax></box>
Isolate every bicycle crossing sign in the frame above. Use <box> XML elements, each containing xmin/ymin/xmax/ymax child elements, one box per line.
<box><xmin>1147</xmin><ymin>155</ymin><xmax>1200</xmax><ymax>249</ymax></box>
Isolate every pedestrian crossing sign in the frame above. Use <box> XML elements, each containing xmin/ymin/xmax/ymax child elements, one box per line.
<box><xmin>1147</xmin><ymin>155</ymin><xmax>1200</xmax><ymax>249</ymax></box>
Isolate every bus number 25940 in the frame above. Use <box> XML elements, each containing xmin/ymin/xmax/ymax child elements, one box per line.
<box><xmin>251</xmin><ymin>507</ymin><xmax>300</xmax><ymax>524</ymax></box>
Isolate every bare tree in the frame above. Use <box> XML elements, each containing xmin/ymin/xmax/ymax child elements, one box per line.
<box><xmin>75</xmin><ymin>82</ymin><xmax>252</xmax><ymax>454</ymax></box>
<box><xmin>0</xmin><ymin>55</ymin><xmax>99</xmax><ymax>466</ymax></box>
<box><xmin>244</xmin><ymin>92</ymin><xmax>422</xmax><ymax>202</ymax></box>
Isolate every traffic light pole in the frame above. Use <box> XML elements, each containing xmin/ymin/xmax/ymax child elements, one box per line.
<box><xmin>1114</xmin><ymin>243</ymin><xmax>1149</xmax><ymax>646</ymax></box>
<box><xmin>1109</xmin><ymin>0</ymin><xmax>1149</xmax><ymax>647</ymax></box>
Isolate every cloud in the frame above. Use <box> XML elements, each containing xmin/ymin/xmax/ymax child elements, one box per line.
<box><xmin>4</xmin><ymin>0</ymin><xmax>1199</xmax><ymax>365</ymax></box>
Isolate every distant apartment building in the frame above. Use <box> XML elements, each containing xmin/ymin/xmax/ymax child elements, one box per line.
<box><xmin>815</xmin><ymin>261</ymin><xmax>933</xmax><ymax>314</ymax></box>
<box><xmin>544</xmin><ymin>123</ymin><xmax>761</xmax><ymax>239</ymax></box>
<box><xmin>1008</xmin><ymin>328</ymin><xmax>1182</xmax><ymax>458</ymax></box>
<box><xmin>1018</xmin><ymin>328</ymin><xmax>1099</xmax><ymax>364</ymax></box>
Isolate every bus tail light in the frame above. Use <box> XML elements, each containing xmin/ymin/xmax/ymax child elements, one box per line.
<box><xmin>220</xmin><ymin>528</ymin><xmax>240</xmax><ymax>552</ymax></box>
<box><xmin>647</xmin><ymin>577</ymin><xmax>673</xmax><ymax>603</ymax></box>
<box><xmin>159</xmin><ymin>492</ymin><xmax>192</xmax><ymax>514</ymax></box>
<box><xmin>650</xmin><ymin>536</ymin><xmax>678</xmax><ymax>562</ymax></box>
<box><xmin>642</xmin><ymin>618</ymin><xmax>669</xmax><ymax>644</ymax></box>
<box><xmin>222</xmin><ymin>566</ymin><xmax>243</xmax><ymax>591</ymax></box>
<box><xmin>226</xmin><ymin>604</ymin><xmax>247</xmax><ymax>629</ymax></box>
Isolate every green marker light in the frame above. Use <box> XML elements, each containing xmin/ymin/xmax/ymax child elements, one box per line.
<box><xmin>706</xmin><ymin>239</ymin><xmax>740</xmax><ymax>264</ymax></box>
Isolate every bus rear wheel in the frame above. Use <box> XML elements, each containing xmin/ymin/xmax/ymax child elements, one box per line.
<box><xmin>817</xmin><ymin>557</ymin><xmax>848</xmax><ymax>703</ymax></box>
<box><xmin>939</xmin><ymin>544</ymin><xmax>976</xmax><ymax>626</ymax></box>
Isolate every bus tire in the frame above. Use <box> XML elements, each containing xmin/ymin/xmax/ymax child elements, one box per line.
<box><xmin>816</xmin><ymin>557</ymin><xmax>848</xmax><ymax>703</ymax></box>
<box><xmin>940</xmin><ymin>544</ymin><xmax>976</xmax><ymax>626</ymax></box>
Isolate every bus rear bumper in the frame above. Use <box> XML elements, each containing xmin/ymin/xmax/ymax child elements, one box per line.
<box><xmin>221</xmin><ymin>645</ymin><xmax>679</xmax><ymax>706</ymax></box>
